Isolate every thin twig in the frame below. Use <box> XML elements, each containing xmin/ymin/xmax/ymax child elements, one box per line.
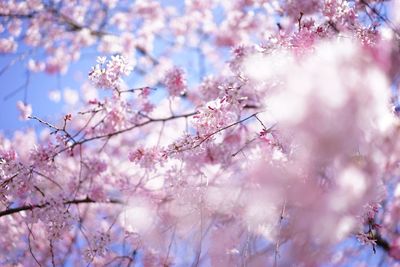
<box><xmin>193</xmin><ymin>113</ymin><xmax>259</xmax><ymax>149</ymax></box>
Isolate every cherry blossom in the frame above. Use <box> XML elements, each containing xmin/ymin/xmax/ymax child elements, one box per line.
<box><xmin>16</xmin><ymin>101</ymin><xmax>32</xmax><ymax>121</ymax></box>
<box><xmin>1</xmin><ymin>0</ymin><xmax>400</xmax><ymax>266</ymax></box>
<box><xmin>163</xmin><ymin>67</ymin><xmax>187</xmax><ymax>97</ymax></box>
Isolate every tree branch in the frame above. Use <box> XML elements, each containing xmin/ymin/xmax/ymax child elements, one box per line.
<box><xmin>0</xmin><ymin>197</ymin><xmax>122</xmax><ymax>218</ymax></box>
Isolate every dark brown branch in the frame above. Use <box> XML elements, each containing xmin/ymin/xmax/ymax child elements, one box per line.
<box><xmin>376</xmin><ymin>233</ymin><xmax>390</xmax><ymax>252</ymax></box>
<box><xmin>95</xmin><ymin>111</ymin><xmax>198</xmax><ymax>138</ymax></box>
<box><xmin>0</xmin><ymin>13</ymin><xmax>36</xmax><ymax>19</ymax></box>
<box><xmin>0</xmin><ymin>197</ymin><xmax>122</xmax><ymax>218</ymax></box>
<box><xmin>28</xmin><ymin>115</ymin><xmax>77</xmax><ymax>145</ymax></box>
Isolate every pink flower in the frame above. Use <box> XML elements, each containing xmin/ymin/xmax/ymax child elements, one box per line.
<box><xmin>390</xmin><ymin>237</ymin><xmax>400</xmax><ymax>260</ymax></box>
<box><xmin>16</xmin><ymin>101</ymin><xmax>32</xmax><ymax>121</ymax></box>
<box><xmin>282</xmin><ymin>0</ymin><xmax>321</xmax><ymax>17</ymax></box>
<box><xmin>89</xmin><ymin>186</ymin><xmax>107</xmax><ymax>201</ymax></box>
<box><xmin>27</xmin><ymin>59</ymin><xmax>45</xmax><ymax>72</ymax></box>
<box><xmin>0</xmin><ymin>149</ymin><xmax>16</xmax><ymax>162</ymax></box>
<box><xmin>84</xmin><ymin>232</ymin><xmax>111</xmax><ymax>261</ymax></box>
<box><xmin>164</xmin><ymin>67</ymin><xmax>187</xmax><ymax>97</ymax></box>
<box><xmin>129</xmin><ymin>147</ymin><xmax>162</xmax><ymax>169</ymax></box>
<box><xmin>192</xmin><ymin>98</ymin><xmax>237</xmax><ymax>136</ymax></box>
<box><xmin>89</xmin><ymin>55</ymin><xmax>134</xmax><ymax>90</ymax></box>
<box><xmin>0</xmin><ymin>37</ymin><xmax>17</xmax><ymax>53</ymax></box>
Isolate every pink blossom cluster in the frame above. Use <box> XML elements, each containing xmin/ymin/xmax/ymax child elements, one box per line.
<box><xmin>163</xmin><ymin>67</ymin><xmax>187</xmax><ymax>97</ymax></box>
<box><xmin>0</xmin><ymin>37</ymin><xmax>17</xmax><ymax>53</ymax></box>
<box><xmin>84</xmin><ymin>231</ymin><xmax>111</xmax><ymax>262</ymax></box>
<box><xmin>16</xmin><ymin>101</ymin><xmax>32</xmax><ymax>121</ymax></box>
<box><xmin>89</xmin><ymin>56</ymin><xmax>133</xmax><ymax>90</ymax></box>
<box><xmin>192</xmin><ymin>98</ymin><xmax>238</xmax><ymax>137</ymax></box>
<box><xmin>129</xmin><ymin>147</ymin><xmax>163</xmax><ymax>170</ymax></box>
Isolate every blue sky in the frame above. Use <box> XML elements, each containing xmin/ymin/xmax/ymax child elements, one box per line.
<box><xmin>0</xmin><ymin>51</ymin><xmax>96</xmax><ymax>135</ymax></box>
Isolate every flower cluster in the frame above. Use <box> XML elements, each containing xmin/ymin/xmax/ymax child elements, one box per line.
<box><xmin>163</xmin><ymin>67</ymin><xmax>187</xmax><ymax>97</ymax></box>
<box><xmin>89</xmin><ymin>55</ymin><xmax>134</xmax><ymax>90</ymax></box>
<box><xmin>192</xmin><ymin>98</ymin><xmax>237</xmax><ymax>137</ymax></box>
<box><xmin>129</xmin><ymin>147</ymin><xmax>163</xmax><ymax>170</ymax></box>
<box><xmin>16</xmin><ymin>101</ymin><xmax>32</xmax><ymax>121</ymax></box>
<box><xmin>84</xmin><ymin>231</ymin><xmax>111</xmax><ymax>262</ymax></box>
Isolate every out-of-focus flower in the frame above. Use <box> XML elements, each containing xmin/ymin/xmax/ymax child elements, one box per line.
<box><xmin>16</xmin><ymin>101</ymin><xmax>32</xmax><ymax>121</ymax></box>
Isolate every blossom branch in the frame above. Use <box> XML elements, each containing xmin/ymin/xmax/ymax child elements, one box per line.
<box><xmin>193</xmin><ymin>112</ymin><xmax>260</xmax><ymax>149</ymax></box>
<box><xmin>52</xmin><ymin>111</ymin><xmax>199</xmax><ymax>157</ymax></box>
<box><xmin>0</xmin><ymin>197</ymin><xmax>122</xmax><ymax>218</ymax></box>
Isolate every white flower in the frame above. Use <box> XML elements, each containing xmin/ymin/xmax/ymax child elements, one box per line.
<box><xmin>16</xmin><ymin>101</ymin><xmax>32</xmax><ymax>121</ymax></box>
